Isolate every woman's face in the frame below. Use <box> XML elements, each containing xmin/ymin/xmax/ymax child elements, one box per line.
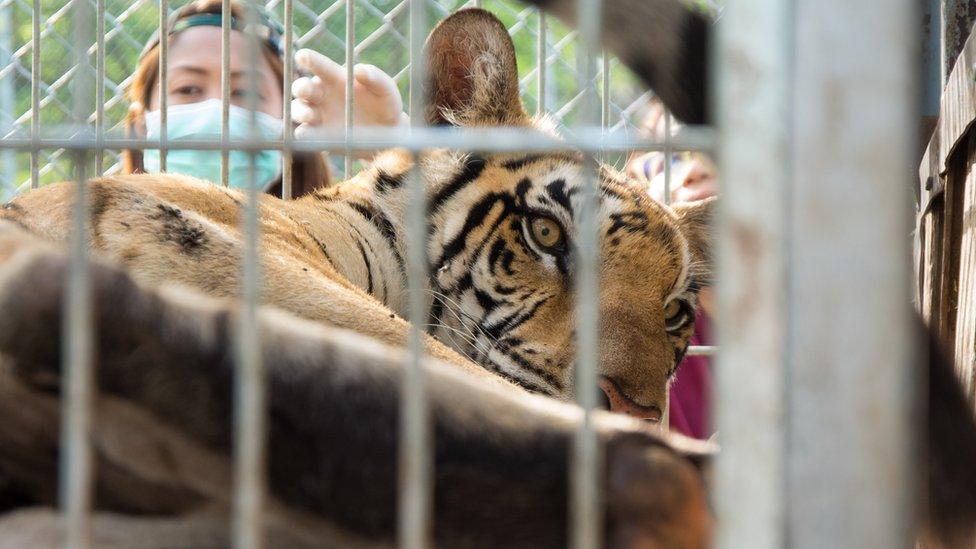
<box><xmin>636</xmin><ymin>152</ymin><xmax>719</xmax><ymax>204</ymax></box>
<box><xmin>147</xmin><ymin>26</ymin><xmax>283</xmax><ymax>118</ymax></box>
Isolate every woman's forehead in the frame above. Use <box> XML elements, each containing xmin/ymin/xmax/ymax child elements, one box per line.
<box><xmin>166</xmin><ymin>26</ymin><xmax>277</xmax><ymax>79</ymax></box>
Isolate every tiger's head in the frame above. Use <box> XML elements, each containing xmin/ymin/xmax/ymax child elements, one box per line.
<box><xmin>374</xmin><ymin>9</ymin><xmax>712</xmax><ymax>422</ymax></box>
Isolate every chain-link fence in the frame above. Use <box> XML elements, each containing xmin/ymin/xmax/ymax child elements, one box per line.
<box><xmin>0</xmin><ymin>0</ymin><xmax>664</xmax><ymax>199</ymax></box>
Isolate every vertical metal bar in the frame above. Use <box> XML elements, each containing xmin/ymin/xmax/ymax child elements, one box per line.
<box><xmin>660</xmin><ymin>109</ymin><xmax>673</xmax><ymax>430</ymax></box>
<box><xmin>0</xmin><ymin>2</ymin><xmax>15</xmax><ymax>196</ymax></box>
<box><xmin>29</xmin><ymin>0</ymin><xmax>39</xmax><ymax>189</ymax></box>
<box><xmin>63</xmin><ymin>0</ymin><xmax>94</xmax><ymax>546</ymax></box>
<box><xmin>344</xmin><ymin>0</ymin><xmax>355</xmax><ymax>178</ymax></box>
<box><xmin>233</xmin><ymin>2</ymin><xmax>266</xmax><ymax>548</ymax></box>
<box><xmin>220</xmin><ymin>0</ymin><xmax>231</xmax><ymax>186</ymax></box>
<box><xmin>281</xmin><ymin>0</ymin><xmax>294</xmax><ymax>199</ymax></box>
<box><xmin>399</xmin><ymin>0</ymin><xmax>432</xmax><ymax>546</ymax></box>
<box><xmin>662</xmin><ymin>111</ymin><xmax>671</xmax><ymax>206</ymax></box>
<box><xmin>600</xmin><ymin>52</ymin><xmax>609</xmax><ymax>130</ymax></box>
<box><xmin>572</xmin><ymin>0</ymin><xmax>601</xmax><ymax>546</ymax></box>
<box><xmin>787</xmin><ymin>1</ymin><xmax>916</xmax><ymax>547</ymax></box>
<box><xmin>158</xmin><ymin>0</ymin><xmax>168</xmax><ymax>172</ymax></box>
<box><xmin>94</xmin><ymin>0</ymin><xmax>105</xmax><ymax>176</ymax></box>
<box><xmin>536</xmin><ymin>10</ymin><xmax>547</xmax><ymax>115</ymax></box>
<box><xmin>713</xmin><ymin>0</ymin><xmax>790</xmax><ymax>546</ymax></box>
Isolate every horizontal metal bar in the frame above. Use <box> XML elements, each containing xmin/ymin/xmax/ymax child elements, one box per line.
<box><xmin>0</xmin><ymin>126</ymin><xmax>716</xmax><ymax>155</ymax></box>
<box><xmin>686</xmin><ymin>345</ymin><xmax>717</xmax><ymax>357</ymax></box>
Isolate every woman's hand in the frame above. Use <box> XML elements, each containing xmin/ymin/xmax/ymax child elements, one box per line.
<box><xmin>291</xmin><ymin>49</ymin><xmax>406</xmax><ymax>141</ymax></box>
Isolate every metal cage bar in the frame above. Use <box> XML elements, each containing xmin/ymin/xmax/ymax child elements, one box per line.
<box><xmin>571</xmin><ymin>0</ymin><xmax>603</xmax><ymax>547</ymax></box>
<box><xmin>399</xmin><ymin>0</ymin><xmax>433</xmax><ymax>546</ymax></box>
<box><xmin>95</xmin><ymin>0</ymin><xmax>105</xmax><ymax>175</ymax></box>
<box><xmin>786</xmin><ymin>1</ymin><xmax>916</xmax><ymax>546</ymax></box>
<box><xmin>29</xmin><ymin>0</ymin><xmax>39</xmax><ymax>189</ymax></box>
<box><xmin>344</xmin><ymin>0</ymin><xmax>355</xmax><ymax>178</ymax></box>
<box><xmin>537</xmin><ymin>9</ymin><xmax>546</xmax><ymax>115</ymax></box>
<box><xmin>158</xmin><ymin>0</ymin><xmax>169</xmax><ymax>172</ymax></box>
<box><xmin>282</xmin><ymin>0</ymin><xmax>295</xmax><ymax>199</ymax></box>
<box><xmin>63</xmin><ymin>0</ymin><xmax>95</xmax><ymax>546</ymax></box>
<box><xmin>713</xmin><ymin>0</ymin><xmax>789</xmax><ymax>546</ymax></box>
<box><xmin>233</xmin><ymin>3</ymin><xmax>269</xmax><ymax>548</ymax></box>
<box><xmin>221</xmin><ymin>0</ymin><xmax>231</xmax><ymax>186</ymax></box>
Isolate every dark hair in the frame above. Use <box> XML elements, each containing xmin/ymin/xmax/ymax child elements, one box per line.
<box><xmin>121</xmin><ymin>0</ymin><xmax>331</xmax><ymax>196</ymax></box>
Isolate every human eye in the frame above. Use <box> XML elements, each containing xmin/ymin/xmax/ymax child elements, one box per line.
<box><xmin>171</xmin><ymin>84</ymin><xmax>201</xmax><ymax>97</ymax></box>
<box><xmin>232</xmin><ymin>89</ymin><xmax>265</xmax><ymax>101</ymax></box>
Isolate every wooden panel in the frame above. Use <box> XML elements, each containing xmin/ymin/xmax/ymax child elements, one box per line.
<box><xmin>922</xmin><ymin>199</ymin><xmax>945</xmax><ymax>326</ymax></box>
<box><xmin>937</xmin><ymin>145</ymin><xmax>966</xmax><ymax>360</ymax></box>
<box><xmin>954</xmin><ymin>134</ymin><xmax>976</xmax><ymax>398</ymax></box>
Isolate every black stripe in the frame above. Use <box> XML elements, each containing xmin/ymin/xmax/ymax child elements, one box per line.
<box><xmin>427</xmin><ymin>295</ymin><xmax>445</xmax><ymax>334</ymax></box>
<box><xmin>374</xmin><ymin>170</ymin><xmax>404</xmax><ymax>193</ymax></box>
<box><xmin>545</xmin><ymin>178</ymin><xmax>573</xmax><ymax>214</ymax></box>
<box><xmin>492</xmin><ymin>336</ymin><xmax>564</xmax><ymax>392</ymax></box>
<box><xmin>474</xmin><ymin>287</ymin><xmax>501</xmax><ymax>313</ymax></box>
<box><xmin>347</xmin><ymin>202</ymin><xmax>404</xmax><ymax>272</ymax></box>
<box><xmin>356</xmin><ymin>240</ymin><xmax>374</xmax><ymax>295</ymax></box>
<box><xmin>478</xmin><ymin>358</ymin><xmax>556</xmax><ymax>396</ymax></box>
<box><xmin>428</xmin><ymin>156</ymin><xmax>487</xmax><ymax>214</ymax></box>
<box><xmin>487</xmin><ymin>238</ymin><xmax>506</xmax><ymax>276</ymax></box>
<box><xmin>88</xmin><ymin>181</ymin><xmax>114</xmax><ymax>248</ymax></box>
<box><xmin>501</xmin><ymin>154</ymin><xmax>547</xmax><ymax>171</ymax></box>
<box><xmin>435</xmin><ymin>193</ymin><xmax>511</xmax><ymax>267</ymax></box>
<box><xmin>501</xmin><ymin>152</ymin><xmax>579</xmax><ymax>172</ymax></box>
<box><xmin>482</xmin><ymin>295</ymin><xmax>548</xmax><ymax>341</ymax></box>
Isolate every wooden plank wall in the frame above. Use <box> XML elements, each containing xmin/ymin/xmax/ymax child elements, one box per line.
<box><xmin>918</xmin><ymin>24</ymin><xmax>976</xmax><ymax>405</ymax></box>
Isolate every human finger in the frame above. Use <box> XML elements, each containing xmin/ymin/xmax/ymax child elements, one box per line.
<box><xmin>353</xmin><ymin>64</ymin><xmax>399</xmax><ymax>99</ymax></box>
<box><xmin>291</xmin><ymin>99</ymin><xmax>320</xmax><ymax>125</ymax></box>
<box><xmin>295</xmin><ymin>49</ymin><xmax>345</xmax><ymax>87</ymax></box>
<box><xmin>291</xmin><ymin>75</ymin><xmax>328</xmax><ymax>105</ymax></box>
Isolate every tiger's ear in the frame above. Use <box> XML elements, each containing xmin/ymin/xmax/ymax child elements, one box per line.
<box><xmin>424</xmin><ymin>8</ymin><xmax>529</xmax><ymax>127</ymax></box>
<box><xmin>671</xmin><ymin>197</ymin><xmax>714</xmax><ymax>286</ymax></box>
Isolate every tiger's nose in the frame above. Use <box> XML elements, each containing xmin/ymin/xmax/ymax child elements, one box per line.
<box><xmin>598</xmin><ymin>376</ymin><xmax>663</xmax><ymax>423</ymax></box>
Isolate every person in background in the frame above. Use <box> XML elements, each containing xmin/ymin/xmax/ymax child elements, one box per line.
<box><xmin>123</xmin><ymin>0</ymin><xmax>405</xmax><ymax>197</ymax></box>
<box><xmin>628</xmin><ymin>100</ymin><xmax>718</xmax><ymax>440</ymax></box>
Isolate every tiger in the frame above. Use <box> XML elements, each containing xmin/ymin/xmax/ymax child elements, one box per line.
<box><xmin>1</xmin><ymin>7</ymin><xmax>712</xmax><ymax>421</ymax></box>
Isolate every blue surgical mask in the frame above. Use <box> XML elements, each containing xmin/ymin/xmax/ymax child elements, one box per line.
<box><xmin>143</xmin><ymin>99</ymin><xmax>283</xmax><ymax>190</ymax></box>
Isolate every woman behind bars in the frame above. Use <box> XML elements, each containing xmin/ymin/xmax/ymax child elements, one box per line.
<box><xmin>122</xmin><ymin>0</ymin><xmax>405</xmax><ymax>197</ymax></box>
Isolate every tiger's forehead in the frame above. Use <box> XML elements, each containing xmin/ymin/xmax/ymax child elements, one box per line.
<box><xmin>491</xmin><ymin>152</ymin><xmax>690</xmax><ymax>293</ymax></box>
<box><xmin>491</xmin><ymin>153</ymin><xmax>676</xmax><ymax>222</ymax></box>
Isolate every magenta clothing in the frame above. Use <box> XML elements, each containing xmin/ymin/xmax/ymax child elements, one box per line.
<box><xmin>668</xmin><ymin>309</ymin><xmax>712</xmax><ymax>439</ymax></box>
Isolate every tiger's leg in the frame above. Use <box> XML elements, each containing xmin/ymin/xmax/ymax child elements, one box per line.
<box><xmin>0</xmin><ymin>224</ymin><xmax>712</xmax><ymax>548</ymax></box>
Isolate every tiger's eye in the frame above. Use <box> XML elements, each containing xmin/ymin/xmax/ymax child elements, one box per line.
<box><xmin>664</xmin><ymin>300</ymin><xmax>683</xmax><ymax>322</ymax></box>
<box><xmin>530</xmin><ymin>216</ymin><xmax>564</xmax><ymax>249</ymax></box>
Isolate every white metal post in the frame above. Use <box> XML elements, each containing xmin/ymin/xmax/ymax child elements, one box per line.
<box><xmin>714</xmin><ymin>0</ymin><xmax>790</xmax><ymax>546</ymax></box>
<box><xmin>787</xmin><ymin>1</ymin><xmax>917</xmax><ymax>546</ymax></box>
